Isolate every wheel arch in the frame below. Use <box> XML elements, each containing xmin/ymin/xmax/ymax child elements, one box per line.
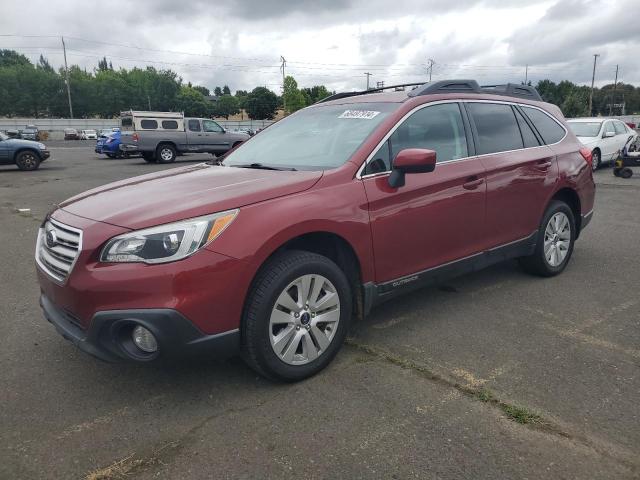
<box><xmin>241</xmin><ymin>230</ymin><xmax>366</xmax><ymax>341</ymax></box>
<box><xmin>550</xmin><ymin>187</ymin><xmax>582</xmax><ymax>236</ymax></box>
<box><xmin>13</xmin><ymin>147</ymin><xmax>41</xmax><ymax>162</ymax></box>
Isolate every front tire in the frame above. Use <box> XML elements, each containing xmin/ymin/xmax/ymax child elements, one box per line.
<box><xmin>519</xmin><ymin>200</ymin><xmax>575</xmax><ymax>277</ymax></box>
<box><xmin>156</xmin><ymin>144</ymin><xmax>177</xmax><ymax>163</ymax></box>
<box><xmin>242</xmin><ymin>250</ymin><xmax>352</xmax><ymax>382</ymax></box>
<box><xmin>15</xmin><ymin>151</ymin><xmax>40</xmax><ymax>171</ymax></box>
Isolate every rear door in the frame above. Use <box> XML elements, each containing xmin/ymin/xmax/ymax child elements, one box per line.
<box><xmin>362</xmin><ymin>102</ymin><xmax>487</xmax><ymax>283</ymax></box>
<box><xmin>467</xmin><ymin>102</ymin><xmax>559</xmax><ymax>249</ymax></box>
<box><xmin>202</xmin><ymin>120</ymin><xmax>231</xmax><ymax>154</ymax></box>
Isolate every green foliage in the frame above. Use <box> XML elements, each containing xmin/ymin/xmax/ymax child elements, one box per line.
<box><xmin>213</xmin><ymin>86</ymin><xmax>223</xmax><ymax>96</ymax></box>
<box><xmin>0</xmin><ymin>49</ymin><xmax>31</xmax><ymax>68</ymax></box>
<box><xmin>213</xmin><ymin>94</ymin><xmax>240</xmax><ymax>119</ymax></box>
<box><xmin>174</xmin><ymin>86</ymin><xmax>213</xmax><ymax>117</ymax></box>
<box><xmin>301</xmin><ymin>85</ymin><xmax>332</xmax><ymax>104</ymax></box>
<box><xmin>283</xmin><ymin>75</ymin><xmax>306</xmax><ymax>114</ymax></box>
<box><xmin>222</xmin><ymin>85</ymin><xmax>231</xmax><ymax>95</ymax></box>
<box><xmin>192</xmin><ymin>85</ymin><xmax>210</xmax><ymax>97</ymax></box>
<box><xmin>246</xmin><ymin>87</ymin><xmax>278</xmax><ymax>120</ymax></box>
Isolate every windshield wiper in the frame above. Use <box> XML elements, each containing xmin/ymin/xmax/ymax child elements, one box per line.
<box><xmin>232</xmin><ymin>163</ymin><xmax>297</xmax><ymax>171</ymax></box>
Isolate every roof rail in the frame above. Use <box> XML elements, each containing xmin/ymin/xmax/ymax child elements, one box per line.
<box><xmin>319</xmin><ymin>79</ymin><xmax>543</xmax><ymax>104</ymax></box>
<box><xmin>408</xmin><ymin>79</ymin><xmax>542</xmax><ymax>101</ymax></box>
<box><xmin>317</xmin><ymin>82</ymin><xmax>425</xmax><ymax>103</ymax></box>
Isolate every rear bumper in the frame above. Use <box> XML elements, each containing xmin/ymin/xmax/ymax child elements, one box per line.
<box><xmin>119</xmin><ymin>144</ymin><xmax>138</xmax><ymax>152</ymax></box>
<box><xmin>40</xmin><ymin>294</ymin><xmax>240</xmax><ymax>362</ymax></box>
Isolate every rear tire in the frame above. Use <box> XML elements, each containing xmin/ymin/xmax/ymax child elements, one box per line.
<box><xmin>242</xmin><ymin>250</ymin><xmax>352</xmax><ymax>382</ymax></box>
<box><xmin>620</xmin><ymin>168</ymin><xmax>633</xmax><ymax>179</ymax></box>
<box><xmin>142</xmin><ymin>152</ymin><xmax>156</xmax><ymax>163</ymax></box>
<box><xmin>156</xmin><ymin>144</ymin><xmax>177</xmax><ymax>163</ymax></box>
<box><xmin>519</xmin><ymin>200</ymin><xmax>575</xmax><ymax>277</ymax></box>
<box><xmin>15</xmin><ymin>151</ymin><xmax>40</xmax><ymax>171</ymax></box>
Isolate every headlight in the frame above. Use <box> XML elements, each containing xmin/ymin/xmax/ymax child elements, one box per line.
<box><xmin>100</xmin><ymin>210</ymin><xmax>238</xmax><ymax>264</ymax></box>
<box><xmin>37</xmin><ymin>143</ymin><xmax>46</xmax><ymax>149</ymax></box>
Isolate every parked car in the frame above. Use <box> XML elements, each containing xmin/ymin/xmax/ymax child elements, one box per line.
<box><xmin>95</xmin><ymin>130</ymin><xmax>129</xmax><ymax>158</ymax></box>
<box><xmin>21</xmin><ymin>125</ymin><xmax>39</xmax><ymax>141</ymax></box>
<box><xmin>118</xmin><ymin>111</ymin><xmax>249</xmax><ymax>163</ymax></box>
<box><xmin>36</xmin><ymin>79</ymin><xmax>595</xmax><ymax>381</ymax></box>
<box><xmin>64</xmin><ymin>128</ymin><xmax>80</xmax><ymax>140</ymax></box>
<box><xmin>5</xmin><ymin>129</ymin><xmax>20</xmax><ymax>139</ymax></box>
<box><xmin>567</xmin><ymin>118</ymin><xmax>638</xmax><ymax>170</ymax></box>
<box><xmin>0</xmin><ymin>131</ymin><xmax>50</xmax><ymax>170</ymax></box>
<box><xmin>80</xmin><ymin>129</ymin><xmax>97</xmax><ymax>140</ymax></box>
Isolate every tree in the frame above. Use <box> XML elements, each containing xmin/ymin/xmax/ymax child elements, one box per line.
<box><xmin>214</xmin><ymin>86</ymin><xmax>223</xmax><ymax>96</ymax></box>
<box><xmin>283</xmin><ymin>75</ymin><xmax>306</xmax><ymax>114</ymax></box>
<box><xmin>213</xmin><ymin>94</ymin><xmax>240</xmax><ymax>119</ymax></box>
<box><xmin>0</xmin><ymin>49</ymin><xmax>31</xmax><ymax>68</ymax></box>
<box><xmin>301</xmin><ymin>85</ymin><xmax>331</xmax><ymax>105</ymax></box>
<box><xmin>174</xmin><ymin>86</ymin><xmax>213</xmax><ymax>117</ymax></box>
<box><xmin>245</xmin><ymin>87</ymin><xmax>278</xmax><ymax>120</ymax></box>
<box><xmin>222</xmin><ymin>85</ymin><xmax>231</xmax><ymax>95</ymax></box>
<box><xmin>193</xmin><ymin>85</ymin><xmax>210</xmax><ymax>96</ymax></box>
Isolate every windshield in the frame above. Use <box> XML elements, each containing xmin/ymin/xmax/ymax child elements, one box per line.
<box><xmin>568</xmin><ymin>121</ymin><xmax>602</xmax><ymax>137</ymax></box>
<box><xmin>224</xmin><ymin>102</ymin><xmax>397</xmax><ymax>171</ymax></box>
<box><xmin>0</xmin><ymin>132</ymin><xmax>8</xmax><ymax>141</ymax></box>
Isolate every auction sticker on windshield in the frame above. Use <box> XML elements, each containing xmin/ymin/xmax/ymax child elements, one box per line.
<box><xmin>339</xmin><ymin>110</ymin><xmax>381</xmax><ymax>120</ymax></box>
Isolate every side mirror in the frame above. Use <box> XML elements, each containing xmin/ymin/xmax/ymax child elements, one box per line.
<box><xmin>388</xmin><ymin>148</ymin><xmax>436</xmax><ymax>188</ymax></box>
<box><xmin>603</xmin><ymin>131</ymin><xmax>615</xmax><ymax>138</ymax></box>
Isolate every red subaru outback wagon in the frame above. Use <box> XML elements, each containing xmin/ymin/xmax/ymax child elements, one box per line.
<box><xmin>36</xmin><ymin>80</ymin><xmax>595</xmax><ymax>381</ymax></box>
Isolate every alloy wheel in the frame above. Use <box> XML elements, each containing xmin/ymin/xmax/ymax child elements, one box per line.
<box><xmin>544</xmin><ymin>212</ymin><xmax>571</xmax><ymax>267</ymax></box>
<box><xmin>160</xmin><ymin>148</ymin><xmax>173</xmax><ymax>161</ymax></box>
<box><xmin>269</xmin><ymin>274</ymin><xmax>340</xmax><ymax>366</ymax></box>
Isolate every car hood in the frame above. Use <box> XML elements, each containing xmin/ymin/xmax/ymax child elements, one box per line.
<box><xmin>59</xmin><ymin>163</ymin><xmax>323</xmax><ymax>230</ymax></box>
<box><xmin>5</xmin><ymin>138</ymin><xmax>42</xmax><ymax>148</ymax></box>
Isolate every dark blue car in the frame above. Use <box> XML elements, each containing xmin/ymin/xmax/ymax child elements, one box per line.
<box><xmin>0</xmin><ymin>131</ymin><xmax>50</xmax><ymax>170</ymax></box>
<box><xmin>95</xmin><ymin>130</ymin><xmax>129</xmax><ymax>158</ymax></box>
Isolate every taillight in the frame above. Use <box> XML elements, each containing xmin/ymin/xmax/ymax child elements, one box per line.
<box><xmin>132</xmin><ymin>133</ymin><xmax>139</xmax><ymax>142</ymax></box>
<box><xmin>579</xmin><ymin>147</ymin><xmax>592</xmax><ymax>165</ymax></box>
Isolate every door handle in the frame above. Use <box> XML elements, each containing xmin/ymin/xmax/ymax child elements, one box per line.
<box><xmin>534</xmin><ymin>160</ymin><xmax>553</xmax><ymax>170</ymax></box>
<box><xmin>463</xmin><ymin>176</ymin><xmax>484</xmax><ymax>190</ymax></box>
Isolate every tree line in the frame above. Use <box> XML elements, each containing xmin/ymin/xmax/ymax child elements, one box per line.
<box><xmin>1</xmin><ymin>49</ymin><xmax>638</xmax><ymax>120</ymax></box>
<box><xmin>0</xmin><ymin>50</ymin><xmax>332</xmax><ymax>120</ymax></box>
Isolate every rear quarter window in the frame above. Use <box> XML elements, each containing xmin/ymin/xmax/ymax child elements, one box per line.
<box><xmin>521</xmin><ymin>107</ymin><xmax>566</xmax><ymax>145</ymax></box>
<box><xmin>121</xmin><ymin>117</ymin><xmax>133</xmax><ymax>128</ymax></box>
<box><xmin>140</xmin><ymin>119</ymin><xmax>158</xmax><ymax>130</ymax></box>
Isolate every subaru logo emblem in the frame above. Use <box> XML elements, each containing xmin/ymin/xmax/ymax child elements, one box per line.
<box><xmin>45</xmin><ymin>229</ymin><xmax>57</xmax><ymax>248</ymax></box>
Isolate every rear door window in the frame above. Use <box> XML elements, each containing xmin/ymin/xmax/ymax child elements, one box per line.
<box><xmin>521</xmin><ymin>107</ymin><xmax>566</xmax><ymax>144</ymax></box>
<box><xmin>140</xmin><ymin>119</ymin><xmax>158</xmax><ymax>129</ymax></box>
<box><xmin>188</xmin><ymin>119</ymin><xmax>201</xmax><ymax>132</ymax></box>
<box><xmin>514</xmin><ymin>108</ymin><xmax>540</xmax><ymax>148</ymax></box>
<box><xmin>467</xmin><ymin>103</ymin><xmax>523</xmax><ymax>155</ymax></box>
<box><xmin>603</xmin><ymin>121</ymin><xmax>616</xmax><ymax>137</ymax></box>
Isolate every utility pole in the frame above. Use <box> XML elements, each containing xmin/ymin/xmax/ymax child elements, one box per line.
<box><xmin>427</xmin><ymin>59</ymin><xmax>435</xmax><ymax>82</ymax></box>
<box><xmin>589</xmin><ymin>53</ymin><xmax>599</xmax><ymax>116</ymax></box>
<box><xmin>524</xmin><ymin>64</ymin><xmax>528</xmax><ymax>84</ymax></box>
<box><xmin>147</xmin><ymin>94</ymin><xmax>152</xmax><ymax>111</ymax></box>
<box><xmin>280</xmin><ymin>56</ymin><xmax>287</xmax><ymax>114</ymax></box>
<box><xmin>61</xmin><ymin>36</ymin><xmax>74</xmax><ymax>118</ymax></box>
<box><xmin>609</xmin><ymin>64</ymin><xmax>619</xmax><ymax>116</ymax></box>
<box><xmin>365</xmin><ymin>72</ymin><xmax>372</xmax><ymax>90</ymax></box>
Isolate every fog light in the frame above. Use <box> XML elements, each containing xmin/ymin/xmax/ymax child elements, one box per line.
<box><xmin>132</xmin><ymin>325</ymin><xmax>158</xmax><ymax>353</ymax></box>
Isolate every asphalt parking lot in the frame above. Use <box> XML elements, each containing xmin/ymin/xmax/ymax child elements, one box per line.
<box><xmin>1</xmin><ymin>143</ymin><xmax>639</xmax><ymax>479</ymax></box>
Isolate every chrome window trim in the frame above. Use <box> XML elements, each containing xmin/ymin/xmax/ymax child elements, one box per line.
<box><xmin>35</xmin><ymin>217</ymin><xmax>83</xmax><ymax>285</ymax></box>
<box><xmin>356</xmin><ymin>99</ymin><xmax>568</xmax><ymax>180</ymax></box>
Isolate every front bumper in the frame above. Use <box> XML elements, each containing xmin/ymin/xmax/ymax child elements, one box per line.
<box><xmin>40</xmin><ymin>150</ymin><xmax>50</xmax><ymax>160</ymax></box>
<box><xmin>40</xmin><ymin>294</ymin><xmax>240</xmax><ymax>362</ymax></box>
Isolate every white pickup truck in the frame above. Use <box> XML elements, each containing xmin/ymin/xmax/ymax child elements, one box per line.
<box><xmin>119</xmin><ymin>110</ymin><xmax>250</xmax><ymax>163</ymax></box>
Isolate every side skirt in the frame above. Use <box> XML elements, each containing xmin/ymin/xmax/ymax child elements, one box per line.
<box><xmin>362</xmin><ymin>232</ymin><xmax>537</xmax><ymax>316</ymax></box>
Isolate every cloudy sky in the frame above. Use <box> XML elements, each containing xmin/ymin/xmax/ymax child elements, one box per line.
<box><xmin>1</xmin><ymin>0</ymin><xmax>637</xmax><ymax>94</ymax></box>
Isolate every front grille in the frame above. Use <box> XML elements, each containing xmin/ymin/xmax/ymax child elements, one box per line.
<box><xmin>36</xmin><ymin>218</ymin><xmax>82</xmax><ymax>283</ymax></box>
